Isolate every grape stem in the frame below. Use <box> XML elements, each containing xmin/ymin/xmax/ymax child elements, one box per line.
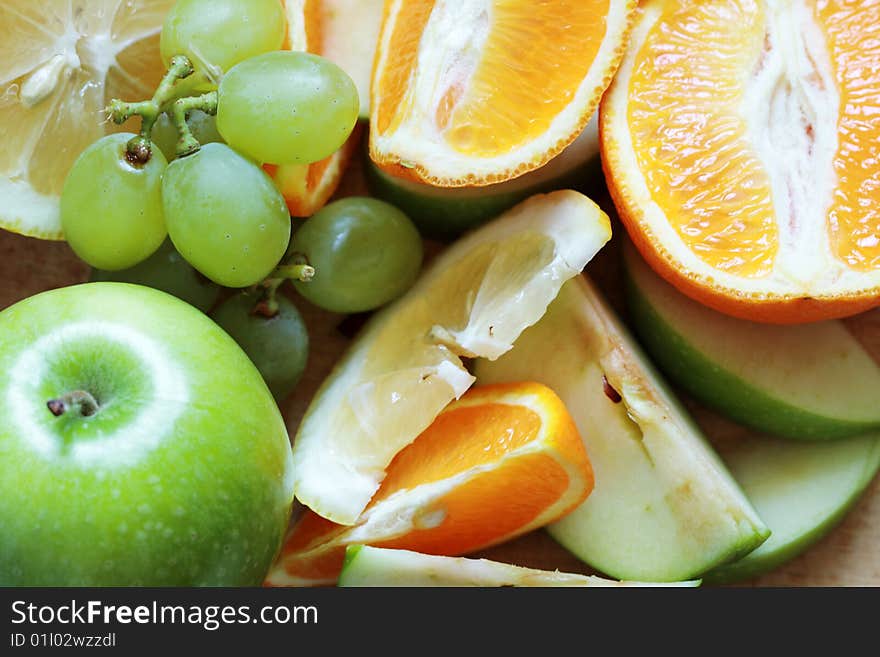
<box><xmin>46</xmin><ymin>391</ymin><xmax>100</xmax><ymax>418</ymax></box>
<box><xmin>253</xmin><ymin>263</ymin><xmax>315</xmax><ymax>317</ymax></box>
<box><xmin>271</xmin><ymin>263</ymin><xmax>316</xmax><ymax>282</ymax></box>
<box><xmin>170</xmin><ymin>91</ymin><xmax>219</xmax><ymax>157</ymax></box>
<box><xmin>107</xmin><ymin>55</ymin><xmax>196</xmax><ymax>165</ymax></box>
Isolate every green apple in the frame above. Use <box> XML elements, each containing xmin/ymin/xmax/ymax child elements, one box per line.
<box><xmin>475</xmin><ymin>276</ymin><xmax>769</xmax><ymax>582</ymax></box>
<box><xmin>364</xmin><ymin>115</ymin><xmax>602</xmax><ymax>241</ymax></box>
<box><xmin>623</xmin><ymin>243</ymin><xmax>880</xmax><ymax>439</ymax></box>
<box><xmin>338</xmin><ymin>546</ymin><xmax>701</xmax><ymax>587</ymax></box>
<box><xmin>705</xmin><ymin>430</ymin><xmax>880</xmax><ymax>583</ymax></box>
<box><xmin>0</xmin><ymin>282</ymin><xmax>294</xmax><ymax>586</ymax></box>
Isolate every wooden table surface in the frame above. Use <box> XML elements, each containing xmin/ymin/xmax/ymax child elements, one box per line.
<box><xmin>4</xmin><ymin>167</ymin><xmax>879</xmax><ymax>588</ymax></box>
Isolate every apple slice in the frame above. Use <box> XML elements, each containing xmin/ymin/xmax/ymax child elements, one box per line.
<box><xmin>704</xmin><ymin>429</ymin><xmax>880</xmax><ymax>583</ymax></box>
<box><xmin>338</xmin><ymin>545</ymin><xmax>701</xmax><ymax>587</ymax></box>
<box><xmin>623</xmin><ymin>243</ymin><xmax>880</xmax><ymax>439</ymax></box>
<box><xmin>474</xmin><ymin>276</ymin><xmax>769</xmax><ymax>582</ymax></box>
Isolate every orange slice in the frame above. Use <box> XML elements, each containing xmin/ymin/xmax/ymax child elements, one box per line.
<box><xmin>266</xmin><ymin>381</ymin><xmax>594</xmax><ymax>586</ymax></box>
<box><xmin>0</xmin><ymin>0</ymin><xmax>174</xmax><ymax>240</ymax></box>
<box><xmin>601</xmin><ymin>0</ymin><xmax>880</xmax><ymax>323</ymax></box>
<box><xmin>270</xmin><ymin>0</ymin><xmax>361</xmax><ymax>217</ymax></box>
<box><xmin>369</xmin><ymin>0</ymin><xmax>637</xmax><ymax>186</ymax></box>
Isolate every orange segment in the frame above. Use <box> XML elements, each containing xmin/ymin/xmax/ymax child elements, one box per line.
<box><xmin>627</xmin><ymin>1</ymin><xmax>776</xmax><ymax>277</ymax></box>
<box><xmin>271</xmin><ymin>0</ymin><xmax>357</xmax><ymax>216</ymax></box>
<box><xmin>375</xmin><ymin>452</ymin><xmax>571</xmax><ymax>555</ymax></box>
<box><xmin>370</xmin><ymin>402</ymin><xmax>544</xmax><ymax>497</ymax></box>
<box><xmin>601</xmin><ymin>0</ymin><xmax>880</xmax><ymax>323</ymax></box>
<box><xmin>266</xmin><ymin>382</ymin><xmax>594</xmax><ymax>586</ymax></box>
<box><xmin>374</xmin><ymin>0</ymin><xmax>436</xmax><ymax>135</ymax></box>
<box><xmin>444</xmin><ymin>0</ymin><xmax>608</xmax><ymax>157</ymax></box>
<box><xmin>819</xmin><ymin>0</ymin><xmax>880</xmax><ymax>270</ymax></box>
<box><xmin>370</xmin><ymin>0</ymin><xmax>637</xmax><ymax>186</ymax></box>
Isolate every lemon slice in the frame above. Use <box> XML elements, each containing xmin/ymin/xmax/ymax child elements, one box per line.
<box><xmin>292</xmin><ymin>190</ymin><xmax>612</xmax><ymax>524</ymax></box>
<box><xmin>0</xmin><ymin>1</ymin><xmax>174</xmax><ymax>240</ymax></box>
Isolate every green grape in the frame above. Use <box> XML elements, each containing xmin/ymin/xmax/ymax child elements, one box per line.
<box><xmin>162</xmin><ymin>143</ymin><xmax>291</xmax><ymax>288</ymax></box>
<box><xmin>90</xmin><ymin>240</ymin><xmax>221</xmax><ymax>312</ymax></box>
<box><xmin>61</xmin><ymin>133</ymin><xmax>167</xmax><ymax>271</ymax></box>
<box><xmin>291</xmin><ymin>197</ymin><xmax>423</xmax><ymax>313</ymax></box>
<box><xmin>217</xmin><ymin>52</ymin><xmax>359</xmax><ymax>165</ymax></box>
<box><xmin>211</xmin><ymin>292</ymin><xmax>309</xmax><ymax>401</ymax></box>
<box><xmin>151</xmin><ymin>110</ymin><xmax>224</xmax><ymax>162</ymax></box>
<box><xmin>160</xmin><ymin>0</ymin><xmax>285</xmax><ymax>87</ymax></box>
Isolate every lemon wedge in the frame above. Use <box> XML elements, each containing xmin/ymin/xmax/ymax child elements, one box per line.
<box><xmin>0</xmin><ymin>0</ymin><xmax>173</xmax><ymax>239</ymax></box>
<box><xmin>292</xmin><ymin>190</ymin><xmax>612</xmax><ymax>524</ymax></box>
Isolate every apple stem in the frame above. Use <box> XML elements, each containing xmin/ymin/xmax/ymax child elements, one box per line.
<box><xmin>47</xmin><ymin>391</ymin><xmax>100</xmax><ymax>418</ymax></box>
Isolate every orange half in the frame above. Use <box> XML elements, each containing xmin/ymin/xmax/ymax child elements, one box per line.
<box><xmin>270</xmin><ymin>0</ymin><xmax>361</xmax><ymax>216</ymax></box>
<box><xmin>266</xmin><ymin>381</ymin><xmax>594</xmax><ymax>586</ymax></box>
<box><xmin>601</xmin><ymin>0</ymin><xmax>880</xmax><ymax>323</ymax></box>
<box><xmin>369</xmin><ymin>0</ymin><xmax>637</xmax><ymax>186</ymax></box>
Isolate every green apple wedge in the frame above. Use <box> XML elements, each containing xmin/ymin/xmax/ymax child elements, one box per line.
<box><xmin>621</xmin><ymin>243</ymin><xmax>880</xmax><ymax>581</ymax></box>
<box><xmin>365</xmin><ymin>116</ymin><xmax>602</xmax><ymax>240</ymax></box>
<box><xmin>474</xmin><ymin>276</ymin><xmax>769</xmax><ymax>582</ymax></box>
<box><xmin>0</xmin><ymin>283</ymin><xmax>294</xmax><ymax>586</ymax></box>
<box><xmin>338</xmin><ymin>546</ymin><xmax>701</xmax><ymax>587</ymax></box>
<box><xmin>622</xmin><ymin>243</ymin><xmax>880</xmax><ymax>439</ymax></box>
<box><xmin>704</xmin><ymin>429</ymin><xmax>880</xmax><ymax>583</ymax></box>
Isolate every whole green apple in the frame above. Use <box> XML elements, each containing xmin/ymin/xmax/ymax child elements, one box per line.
<box><xmin>0</xmin><ymin>282</ymin><xmax>295</xmax><ymax>586</ymax></box>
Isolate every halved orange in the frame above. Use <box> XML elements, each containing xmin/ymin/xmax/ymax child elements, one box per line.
<box><xmin>270</xmin><ymin>0</ymin><xmax>361</xmax><ymax>216</ymax></box>
<box><xmin>601</xmin><ymin>0</ymin><xmax>880</xmax><ymax>323</ymax></box>
<box><xmin>266</xmin><ymin>381</ymin><xmax>594</xmax><ymax>586</ymax></box>
<box><xmin>369</xmin><ymin>0</ymin><xmax>637</xmax><ymax>186</ymax></box>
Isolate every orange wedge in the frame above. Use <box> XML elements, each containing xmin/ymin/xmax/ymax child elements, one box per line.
<box><xmin>369</xmin><ymin>0</ymin><xmax>637</xmax><ymax>186</ymax></box>
<box><xmin>266</xmin><ymin>381</ymin><xmax>594</xmax><ymax>586</ymax></box>
<box><xmin>601</xmin><ymin>0</ymin><xmax>880</xmax><ymax>323</ymax></box>
<box><xmin>269</xmin><ymin>0</ymin><xmax>361</xmax><ymax>216</ymax></box>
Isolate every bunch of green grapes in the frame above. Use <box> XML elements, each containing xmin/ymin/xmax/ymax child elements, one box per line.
<box><xmin>58</xmin><ymin>0</ymin><xmax>424</xmax><ymax>401</ymax></box>
<box><xmin>61</xmin><ymin>0</ymin><xmax>360</xmax><ymax>285</ymax></box>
